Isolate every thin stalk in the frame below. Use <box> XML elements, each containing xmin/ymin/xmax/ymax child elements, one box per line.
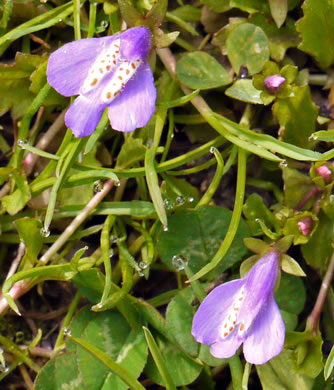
<box><xmin>87</xmin><ymin>1</ymin><xmax>97</xmax><ymax>38</ymax></box>
<box><xmin>229</xmin><ymin>355</ymin><xmax>243</xmax><ymax>390</ymax></box>
<box><xmin>307</xmin><ymin>251</ymin><xmax>334</xmax><ymax>336</ymax></box>
<box><xmin>40</xmin><ymin>179</ymin><xmax>114</xmax><ymax>265</ymax></box>
<box><xmin>53</xmin><ymin>291</ymin><xmax>81</xmax><ymax>353</ymax></box>
<box><xmin>73</xmin><ymin>0</ymin><xmax>81</xmax><ymax>40</ymax></box>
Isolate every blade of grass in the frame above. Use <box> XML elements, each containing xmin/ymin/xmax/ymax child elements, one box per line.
<box><xmin>143</xmin><ymin>327</ymin><xmax>177</xmax><ymax>390</ymax></box>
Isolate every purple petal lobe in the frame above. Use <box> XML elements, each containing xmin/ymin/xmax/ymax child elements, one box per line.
<box><xmin>65</xmin><ymin>95</ymin><xmax>106</xmax><ymax>137</ymax></box>
<box><xmin>108</xmin><ymin>62</ymin><xmax>156</xmax><ymax>132</ymax></box>
<box><xmin>47</xmin><ymin>36</ymin><xmax>116</xmax><ymax>97</ymax></box>
<box><xmin>210</xmin><ymin>332</ymin><xmax>243</xmax><ymax>359</ymax></box>
<box><xmin>243</xmin><ymin>296</ymin><xmax>285</xmax><ymax>365</ymax></box>
<box><xmin>120</xmin><ymin>26</ymin><xmax>152</xmax><ymax>61</ymax></box>
<box><xmin>192</xmin><ymin>279</ymin><xmax>244</xmax><ymax>345</ymax></box>
<box><xmin>264</xmin><ymin>75</ymin><xmax>286</xmax><ymax>94</ymax></box>
<box><xmin>238</xmin><ymin>251</ymin><xmax>279</xmax><ymax>330</ymax></box>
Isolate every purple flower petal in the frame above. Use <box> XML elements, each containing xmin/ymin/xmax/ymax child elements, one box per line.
<box><xmin>119</xmin><ymin>26</ymin><xmax>152</xmax><ymax>61</ymax></box>
<box><xmin>47</xmin><ymin>36</ymin><xmax>116</xmax><ymax>97</ymax></box>
<box><xmin>243</xmin><ymin>296</ymin><xmax>285</xmax><ymax>365</ymax></box>
<box><xmin>65</xmin><ymin>94</ymin><xmax>106</xmax><ymax>137</ymax></box>
<box><xmin>238</xmin><ymin>251</ymin><xmax>279</xmax><ymax>331</ymax></box>
<box><xmin>192</xmin><ymin>279</ymin><xmax>244</xmax><ymax>345</ymax></box>
<box><xmin>108</xmin><ymin>62</ymin><xmax>156</xmax><ymax>132</ymax></box>
<box><xmin>210</xmin><ymin>332</ymin><xmax>243</xmax><ymax>359</ymax></box>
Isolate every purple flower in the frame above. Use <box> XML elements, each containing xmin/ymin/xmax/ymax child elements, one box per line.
<box><xmin>192</xmin><ymin>251</ymin><xmax>285</xmax><ymax>365</ymax></box>
<box><xmin>47</xmin><ymin>27</ymin><xmax>156</xmax><ymax>137</ymax></box>
<box><xmin>264</xmin><ymin>75</ymin><xmax>286</xmax><ymax>94</ymax></box>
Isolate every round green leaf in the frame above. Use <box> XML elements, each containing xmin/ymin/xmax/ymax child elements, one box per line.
<box><xmin>225</xmin><ymin>79</ymin><xmax>263</xmax><ymax>104</ymax></box>
<box><xmin>226</xmin><ymin>23</ymin><xmax>270</xmax><ymax>75</ymax></box>
<box><xmin>67</xmin><ymin>306</ymin><xmax>148</xmax><ymax>390</ymax></box>
<box><xmin>275</xmin><ymin>273</ymin><xmax>306</xmax><ymax>315</ymax></box>
<box><xmin>34</xmin><ymin>353</ymin><xmax>85</xmax><ymax>390</ymax></box>
<box><xmin>166</xmin><ymin>287</ymin><xmax>198</xmax><ymax>357</ymax></box>
<box><xmin>158</xmin><ymin>206</ymin><xmax>250</xmax><ymax>280</ymax></box>
<box><xmin>176</xmin><ymin>51</ymin><xmax>232</xmax><ymax>90</ymax></box>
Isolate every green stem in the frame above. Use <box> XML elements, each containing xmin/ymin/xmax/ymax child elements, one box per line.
<box><xmin>189</xmin><ymin>148</ymin><xmax>247</xmax><ymax>281</ymax></box>
<box><xmin>229</xmin><ymin>355</ymin><xmax>243</xmax><ymax>390</ymax></box>
<box><xmin>87</xmin><ymin>1</ymin><xmax>97</xmax><ymax>38</ymax></box>
<box><xmin>73</xmin><ymin>0</ymin><xmax>81</xmax><ymax>40</ymax></box>
<box><xmin>53</xmin><ymin>291</ymin><xmax>81</xmax><ymax>352</ymax></box>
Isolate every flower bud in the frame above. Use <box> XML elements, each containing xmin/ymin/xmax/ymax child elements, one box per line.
<box><xmin>316</xmin><ymin>164</ymin><xmax>332</xmax><ymax>184</ymax></box>
<box><xmin>264</xmin><ymin>75</ymin><xmax>286</xmax><ymax>94</ymax></box>
<box><xmin>297</xmin><ymin>217</ymin><xmax>314</xmax><ymax>236</ymax></box>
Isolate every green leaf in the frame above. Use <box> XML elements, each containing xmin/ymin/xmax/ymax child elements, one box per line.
<box><xmin>324</xmin><ymin>345</ymin><xmax>334</xmax><ymax>380</ymax></box>
<box><xmin>285</xmin><ymin>329</ymin><xmax>324</xmax><ymax>378</ymax></box>
<box><xmin>0</xmin><ymin>52</ymin><xmax>44</xmax><ymax>119</ymax></box>
<box><xmin>14</xmin><ymin>217</ymin><xmax>43</xmax><ymax>263</ymax></box>
<box><xmin>231</xmin><ymin>0</ymin><xmax>269</xmax><ymax>14</ymax></box>
<box><xmin>302</xmin><ymin>212</ymin><xmax>334</xmax><ymax>272</ymax></box>
<box><xmin>143</xmin><ymin>327</ymin><xmax>177</xmax><ymax>390</ymax></box>
<box><xmin>296</xmin><ymin>0</ymin><xmax>334</xmax><ymax>68</ymax></box>
<box><xmin>281</xmin><ymin>255</ymin><xmax>306</xmax><ymax>277</ymax></box>
<box><xmin>176</xmin><ymin>52</ymin><xmax>232</xmax><ymax>90</ymax></box>
<box><xmin>268</xmin><ymin>0</ymin><xmax>288</xmax><ymax>28</ymax></box>
<box><xmin>116</xmin><ymin>137</ymin><xmax>146</xmax><ymax>169</ymax></box>
<box><xmin>144</xmin><ymin>332</ymin><xmax>202</xmax><ymax>386</ymax></box>
<box><xmin>275</xmin><ymin>273</ymin><xmax>306</xmax><ymax>315</ymax></box>
<box><xmin>166</xmin><ymin>288</ymin><xmax>199</xmax><ymax>357</ymax></box>
<box><xmin>34</xmin><ymin>353</ymin><xmax>85</xmax><ymax>390</ymax></box>
<box><xmin>282</xmin><ymin>167</ymin><xmax>314</xmax><ymax>209</ymax></box>
<box><xmin>226</xmin><ymin>23</ymin><xmax>270</xmax><ymax>75</ymax></box>
<box><xmin>256</xmin><ymin>350</ymin><xmax>314</xmax><ymax>390</ymax></box>
<box><xmin>273</xmin><ymin>86</ymin><xmax>319</xmax><ymax>149</ymax></box>
<box><xmin>201</xmin><ymin>0</ymin><xmax>231</xmax><ymax>13</ymax></box>
<box><xmin>1</xmin><ymin>172</ymin><xmax>31</xmax><ymax>215</ymax></box>
<box><xmin>250</xmin><ymin>14</ymin><xmax>299</xmax><ymax>61</ymax></box>
<box><xmin>225</xmin><ymin>79</ymin><xmax>263</xmax><ymax>104</ymax></box>
<box><xmin>67</xmin><ymin>306</ymin><xmax>148</xmax><ymax>390</ymax></box>
<box><xmin>158</xmin><ymin>205</ymin><xmax>249</xmax><ymax>280</ymax></box>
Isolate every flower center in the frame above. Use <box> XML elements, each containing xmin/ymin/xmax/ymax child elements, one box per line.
<box><xmin>220</xmin><ymin>286</ymin><xmax>245</xmax><ymax>339</ymax></box>
<box><xmin>101</xmin><ymin>58</ymin><xmax>142</xmax><ymax>104</ymax></box>
<box><xmin>81</xmin><ymin>39</ymin><xmax>121</xmax><ymax>94</ymax></box>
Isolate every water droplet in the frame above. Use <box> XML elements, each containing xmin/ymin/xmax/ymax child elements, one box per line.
<box><xmin>210</xmin><ymin>146</ymin><xmax>216</xmax><ymax>154</ymax></box>
<box><xmin>163</xmin><ymin>198</ymin><xmax>173</xmax><ymax>210</ymax></box>
<box><xmin>17</xmin><ymin>139</ymin><xmax>25</xmax><ymax>148</ymax></box>
<box><xmin>96</xmin><ymin>303</ymin><xmax>103</xmax><ymax>309</ymax></box>
<box><xmin>110</xmin><ymin>235</ymin><xmax>118</xmax><ymax>244</ymax></box>
<box><xmin>114</xmin><ymin>180</ymin><xmax>121</xmax><ymax>187</ymax></box>
<box><xmin>137</xmin><ymin>270</ymin><xmax>145</xmax><ymax>277</ymax></box>
<box><xmin>139</xmin><ymin>261</ymin><xmax>148</xmax><ymax>270</ymax></box>
<box><xmin>308</xmin><ymin>134</ymin><xmax>317</xmax><ymax>141</ymax></box>
<box><xmin>93</xmin><ymin>180</ymin><xmax>103</xmax><ymax>193</ymax></box>
<box><xmin>163</xmin><ymin>225</ymin><xmax>169</xmax><ymax>232</ymax></box>
<box><xmin>172</xmin><ymin>255</ymin><xmax>188</xmax><ymax>271</ymax></box>
<box><xmin>40</xmin><ymin>227</ymin><xmax>50</xmax><ymax>237</ymax></box>
<box><xmin>63</xmin><ymin>328</ymin><xmax>72</xmax><ymax>336</ymax></box>
<box><xmin>279</xmin><ymin>160</ymin><xmax>288</xmax><ymax>168</ymax></box>
<box><xmin>239</xmin><ymin>66</ymin><xmax>249</xmax><ymax>79</ymax></box>
<box><xmin>64</xmin><ymin>328</ymin><xmax>72</xmax><ymax>336</ymax></box>
<box><xmin>58</xmin><ymin>18</ymin><xmax>63</xmax><ymax>22</ymax></box>
<box><xmin>188</xmin><ymin>196</ymin><xmax>194</xmax><ymax>203</ymax></box>
<box><xmin>100</xmin><ymin>20</ymin><xmax>108</xmax><ymax>28</ymax></box>
<box><xmin>146</xmin><ymin>139</ymin><xmax>153</xmax><ymax>148</ymax></box>
<box><xmin>109</xmin><ymin>250</ymin><xmax>114</xmax><ymax>258</ymax></box>
<box><xmin>176</xmin><ymin>195</ymin><xmax>185</xmax><ymax>205</ymax></box>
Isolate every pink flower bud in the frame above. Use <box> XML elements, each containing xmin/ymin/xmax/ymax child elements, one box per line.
<box><xmin>264</xmin><ymin>75</ymin><xmax>286</xmax><ymax>94</ymax></box>
<box><xmin>297</xmin><ymin>217</ymin><xmax>314</xmax><ymax>236</ymax></box>
<box><xmin>316</xmin><ymin>164</ymin><xmax>332</xmax><ymax>184</ymax></box>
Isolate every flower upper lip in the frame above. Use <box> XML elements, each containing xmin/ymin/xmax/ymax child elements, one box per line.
<box><xmin>47</xmin><ymin>26</ymin><xmax>157</xmax><ymax>137</ymax></box>
<box><xmin>191</xmin><ymin>250</ymin><xmax>285</xmax><ymax>365</ymax></box>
